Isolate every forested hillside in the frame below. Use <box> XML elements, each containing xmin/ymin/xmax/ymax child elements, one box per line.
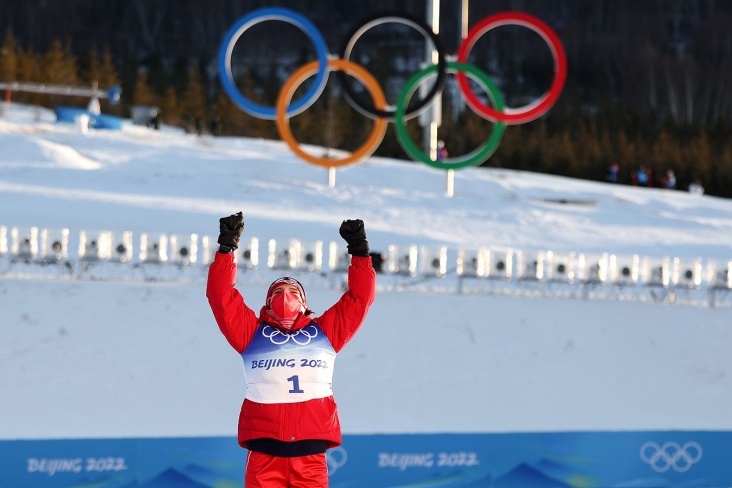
<box><xmin>2</xmin><ymin>0</ymin><xmax>732</xmax><ymax>197</ymax></box>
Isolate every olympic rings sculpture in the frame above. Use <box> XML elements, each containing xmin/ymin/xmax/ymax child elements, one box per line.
<box><xmin>218</xmin><ymin>7</ymin><xmax>567</xmax><ymax>170</ymax></box>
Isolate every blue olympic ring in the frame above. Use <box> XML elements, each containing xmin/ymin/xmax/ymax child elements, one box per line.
<box><xmin>217</xmin><ymin>7</ymin><xmax>329</xmax><ymax>119</ymax></box>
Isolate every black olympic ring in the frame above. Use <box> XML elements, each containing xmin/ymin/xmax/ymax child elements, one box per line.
<box><xmin>336</xmin><ymin>11</ymin><xmax>447</xmax><ymax>120</ymax></box>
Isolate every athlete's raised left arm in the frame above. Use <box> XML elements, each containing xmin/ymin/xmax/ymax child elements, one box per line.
<box><xmin>317</xmin><ymin>220</ymin><xmax>376</xmax><ymax>351</ymax></box>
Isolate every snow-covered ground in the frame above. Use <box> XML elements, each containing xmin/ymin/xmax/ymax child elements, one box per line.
<box><xmin>1</xmin><ymin>103</ymin><xmax>731</xmax><ymax>441</ymax></box>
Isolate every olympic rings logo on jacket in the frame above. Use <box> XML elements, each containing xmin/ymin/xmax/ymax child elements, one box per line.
<box><xmin>261</xmin><ymin>324</ymin><xmax>319</xmax><ymax>345</ymax></box>
<box><xmin>218</xmin><ymin>8</ymin><xmax>567</xmax><ymax>170</ymax></box>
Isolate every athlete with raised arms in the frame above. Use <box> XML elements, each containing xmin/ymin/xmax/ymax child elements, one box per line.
<box><xmin>207</xmin><ymin>212</ymin><xmax>375</xmax><ymax>487</ymax></box>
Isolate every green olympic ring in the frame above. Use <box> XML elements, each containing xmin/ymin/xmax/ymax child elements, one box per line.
<box><xmin>394</xmin><ymin>62</ymin><xmax>506</xmax><ymax>170</ymax></box>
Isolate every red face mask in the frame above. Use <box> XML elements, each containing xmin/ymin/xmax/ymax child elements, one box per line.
<box><xmin>269</xmin><ymin>289</ymin><xmax>303</xmax><ymax>321</ymax></box>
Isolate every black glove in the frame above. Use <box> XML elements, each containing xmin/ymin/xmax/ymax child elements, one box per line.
<box><xmin>217</xmin><ymin>211</ymin><xmax>244</xmax><ymax>253</ymax></box>
<box><xmin>339</xmin><ymin>219</ymin><xmax>369</xmax><ymax>257</ymax></box>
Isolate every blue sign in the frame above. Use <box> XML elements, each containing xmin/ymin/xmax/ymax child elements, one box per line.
<box><xmin>1</xmin><ymin>431</ymin><xmax>729</xmax><ymax>487</ymax></box>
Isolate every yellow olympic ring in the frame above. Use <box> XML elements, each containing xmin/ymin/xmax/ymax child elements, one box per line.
<box><xmin>275</xmin><ymin>59</ymin><xmax>388</xmax><ymax>168</ymax></box>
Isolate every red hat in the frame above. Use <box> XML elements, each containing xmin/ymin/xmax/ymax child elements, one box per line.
<box><xmin>266</xmin><ymin>277</ymin><xmax>306</xmax><ymax>307</ymax></box>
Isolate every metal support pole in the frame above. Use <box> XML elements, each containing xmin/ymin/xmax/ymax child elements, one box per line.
<box><xmin>444</xmin><ymin>0</ymin><xmax>470</xmax><ymax>198</ymax></box>
<box><xmin>421</xmin><ymin>0</ymin><xmax>454</xmax><ymax>196</ymax></box>
<box><xmin>422</xmin><ymin>0</ymin><xmax>441</xmax><ymax>163</ymax></box>
<box><xmin>458</xmin><ymin>0</ymin><xmax>470</xmax><ymax>115</ymax></box>
<box><xmin>0</xmin><ymin>82</ymin><xmax>121</xmax><ymax>105</ymax></box>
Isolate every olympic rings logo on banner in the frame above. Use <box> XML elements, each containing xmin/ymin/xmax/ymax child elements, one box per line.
<box><xmin>325</xmin><ymin>446</ymin><xmax>348</xmax><ymax>475</ymax></box>
<box><xmin>218</xmin><ymin>7</ymin><xmax>567</xmax><ymax>170</ymax></box>
<box><xmin>640</xmin><ymin>441</ymin><xmax>703</xmax><ymax>473</ymax></box>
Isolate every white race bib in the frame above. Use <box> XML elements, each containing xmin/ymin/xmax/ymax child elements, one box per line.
<box><xmin>241</xmin><ymin>323</ymin><xmax>337</xmax><ymax>404</ymax></box>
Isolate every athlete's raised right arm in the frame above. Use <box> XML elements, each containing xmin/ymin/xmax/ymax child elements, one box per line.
<box><xmin>206</xmin><ymin>213</ymin><xmax>258</xmax><ymax>353</ymax></box>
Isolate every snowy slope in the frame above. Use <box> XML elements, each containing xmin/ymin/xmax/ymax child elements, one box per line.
<box><xmin>1</xmin><ymin>103</ymin><xmax>731</xmax><ymax>440</ymax></box>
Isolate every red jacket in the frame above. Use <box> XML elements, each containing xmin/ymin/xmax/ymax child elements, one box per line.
<box><xmin>206</xmin><ymin>252</ymin><xmax>376</xmax><ymax>448</ymax></box>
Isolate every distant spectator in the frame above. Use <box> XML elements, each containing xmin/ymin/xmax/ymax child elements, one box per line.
<box><xmin>635</xmin><ymin>165</ymin><xmax>651</xmax><ymax>187</ymax></box>
<box><xmin>436</xmin><ymin>140</ymin><xmax>448</xmax><ymax>162</ymax></box>
<box><xmin>688</xmin><ymin>179</ymin><xmax>705</xmax><ymax>196</ymax></box>
<box><xmin>210</xmin><ymin>116</ymin><xmax>223</xmax><ymax>136</ymax></box>
<box><xmin>150</xmin><ymin>112</ymin><xmax>161</xmax><ymax>130</ymax></box>
<box><xmin>195</xmin><ymin>116</ymin><xmax>205</xmax><ymax>135</ymax></box>
<box><xmin>183</xmin><ymin>113</ymin><xmax>195</xmax><ymax>134</ymax></box>
<box><xmin>606</xmin><ymin>162</ymin><xmax>619</xmax><ymax>183</ymax></box>
<box><xmin>663</xmin><ymin>169</ymin><xmax>676</xmax><ymax>189</ymax></box>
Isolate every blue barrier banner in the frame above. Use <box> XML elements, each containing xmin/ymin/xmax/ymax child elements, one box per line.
<box><xmin>1</xmin><ymin>431</ymin><xmax>730</xmax><ymax>487</ymax></box>
<box><xmin>55</xmin><ymin>106</ymin><xmax>123</xmax><ymax>130</ymax></box>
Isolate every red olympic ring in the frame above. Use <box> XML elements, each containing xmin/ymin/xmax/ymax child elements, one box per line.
<box><xmin>456</xmin><ymin>11</ymin><xmax>567</xmax><ymax>125</ymax></box>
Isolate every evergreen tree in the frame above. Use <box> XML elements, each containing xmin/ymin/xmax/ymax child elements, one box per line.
<box><xmin>0</xmin><ymin>30</ymin><xmax>19</xmax><ymax>82</ymax></box>
<box><xmin>97</xmin><ymin>47</ymin><xmax>120</xmax><ymax>90</ymax></box>
<box><xmin>682</xmin><ymin>130</ymin><xmax>713</xmax><ymax>192</ymax></box>
<box><xmin>213</xmin><ymin>89</ymin><xmax>236</xmax><ymax>135</ymax></box>
<box><xmin>576</xmin><ymin>118</ymin><xmax>604</xmax><ymax>180</ymax></box>
<box><xmin>99</xmin><ymin>47</ymin><xmax>121</xmax><ymax>114</ymax></box>
<box><xmin>15</xmin><ymin>47</ymin><xmax>43</xmax><ymax>105</ymax></box>
<box><xmin>179</xmin><ymin>65</ymin><xmax>207</xmax><ymax>133</ymax></box>
<box><xmin>261</xmin><ymin>63</ymin><xmax>284</xmax><ymax>109</ymax></box>
<box><xmin>160</xmin><ymin>86</ymin><xmax>181</xmax><ymax>127</ymax></box>
<box><xmin>615</xmin><ymin>131</ymin><xmax>639</xmax><ymax>182</ymax></box>
<box><xmin>84</xmin><ymin>48</ymin><xmax>102</xmax><ymax>86</ymax></box>
<box><xmin>43</xmin><ymin>39</ymin><xmax>80</xmax><ymax>107</ymax></box>
<box><xmin>216</xmin><ymin>68</ymin><xmax>276</xmax><ymax>139</ymax></box>
<box><xmin>649</xmin><ymin>130</ymin><xmax>681</xmax><ymax>186</ymax></box>
<box><xmin>286</xmin><ymin>79</ymin><xmax>324</xmax><ymax>150</ymax></box>
<box><xmin>132</xmin><ymin>69</ymin><xmax>157</xmax><ymax>107</ymax></box>
<box><xmin>85</xmin><ymin>46</ymin><xmax>121</xmax><ymax>114</ymax></box>
<box><xmin>44</xmin><ymin>40</ymin><xmax>79</xmax><ymax>85</ymax></box>
<box><xmin>712</xmin><ymin>138</ymin><xmax>732</xmax><ymax>196</ymax></box>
